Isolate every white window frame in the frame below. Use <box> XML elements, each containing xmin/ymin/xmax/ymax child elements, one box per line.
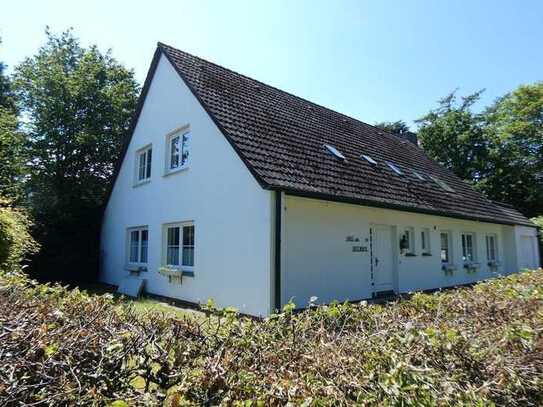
<box><xmin>126</xmin><ymin>226</ymin><xmax>149</xmax><ymax>269</ymax></box>
<box><xmin>461</xmin><ymin>232</ymin><xmax>476</xmax><ymax>263</ymax></box>
<box><xmin>165</xmin><ymin>126</ymin><xmax>191</xmax><ymax>175</ymax></box>
<box><xmin>162</xmin><ymin>221</ymin><xmax>195</xmax><ymax>273</ymax></box>
<box><xmin>486</xmin><ymin>233</ymin><xmax>498</xmax><ymax>263</ymax></box>
<box><xmin>401</xmin><ymin>227</ymin><xmax>415</xmax><ymax>255</ymax></box>
<box><xmin>440</xmin><ymin>231</ymin><xmax>452</xmax><ymax>264</ymax></box>
<box><xmin>421</xmin><ymin>228</ymin><xmax>431</xmax><ymax>255</ymax></box>
<box><xmin>134</xmin><ymin>144</ymin><xmax>152</xmax><ymax>185</ymax></box>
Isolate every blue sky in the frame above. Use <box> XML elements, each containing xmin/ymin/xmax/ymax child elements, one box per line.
<box><xmin>1</xmin><ymin>1</ymin><xmax>542</xmax><ymax>127</ymax></box>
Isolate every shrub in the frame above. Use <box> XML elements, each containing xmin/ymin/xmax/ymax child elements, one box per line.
<box><xmin>0</xmin><ymin>269</ymin><xmax>542</xmax><ymax>405</ymax></box>
<box><xmin>0</xmin><ymin>197</ymin><xmax>38</xmax><ymax>273</ymax></box>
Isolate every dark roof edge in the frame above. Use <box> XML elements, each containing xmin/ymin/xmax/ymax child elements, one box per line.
<box><xmin>276</xmin><ymin>187</ymin><xmax>535</xmax><ymax>227</ymax></box>
<box><xmin>157</xmin><ymin>43</ymin><xmax>270</xmax><ymax>189</ymax></box>
<box><xmin>103</xmin><ymin>46</ymin><xmax>163</xmax><ymax>213</ymax></box>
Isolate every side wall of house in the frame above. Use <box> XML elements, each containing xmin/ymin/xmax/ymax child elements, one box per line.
<box><xmin>101</xmin><ymin>54</ymin><xmax>273</xmax><ymax>316</ymax></box>
<box><xmin>282</xmin><ymin>195</ymin><xmax>523</xmax><ymax>308</ymax></box>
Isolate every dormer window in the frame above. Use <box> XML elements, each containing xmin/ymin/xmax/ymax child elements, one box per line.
<box><xmin>386</xmin><ymin>162</ymin><xmax>403</xmax><ymax>175</ymax></box>
<box><xmin>361</xmin><ymin>154</ymin><xmax>377</xmax><ymax>165</ymax></box>
<box><xmin>324</xmin><ymin>144</ymin><xmax>346</xmax><ymax>161</ymax></box>
<box><xmin>166</xmin><ymin>127</ymin><xmax>191</xmax><ymax>174</ymax></box>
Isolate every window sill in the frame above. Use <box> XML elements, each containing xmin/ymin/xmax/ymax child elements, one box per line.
<box><xmin>133</xmin><ymin>179</ymin><xmax>151</xmax><ymax>188</ymax></box>
<box><xmin>159</xmin><ymin>266</ymin><xmax>194</xmax><ymax>277</ymax></box>
<box><xmin>421</xmin><ymin>253</ymin><xmax>432</xmax><ymax>257</ymax></box>
<box><xmin>163</xmin><ymin>166</ymin><xmax>189</xmax><ymax>177</ymax></box>
<box><xmin>404</xmin><ymin>252</ymin><xmax>417</xmax><ymax>257</ymax></box>
<box><xmin>125</xmin><ymin>264</ymin><xmax>148</xmax><ymax>272</ymax></box>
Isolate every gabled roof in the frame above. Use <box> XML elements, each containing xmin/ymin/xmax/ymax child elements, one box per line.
<box><xmin>109</xmin><ymin>42</ymin><xmax>534</xmax><ymax>227</ymax></box>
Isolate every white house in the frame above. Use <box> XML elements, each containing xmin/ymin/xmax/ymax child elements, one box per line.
<box><xmin>100</xmin><ymin>43</ymin><xmax>540</xmax><ymax>316</ymax></box>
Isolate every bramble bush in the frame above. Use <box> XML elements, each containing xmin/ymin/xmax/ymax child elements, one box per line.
<box><xmin>0</xmin><ymin>269</ymin><xmax>542</xmax><ymax>406</ymax></box>
<box><xmin>0</xmin><ymin>197</ymin><xmax>38</xmax><ymax>273</ymax></box>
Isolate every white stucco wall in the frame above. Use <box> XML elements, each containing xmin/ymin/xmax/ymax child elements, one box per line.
<box><xmin>100</xmin><ymin>54</ymin><xmax>273</xmax><ymax>316</ymax></box>
<box><xmin>282</xmin><ymin>195</ymin><xmax>526</xmax><ymax>308</ymax></box>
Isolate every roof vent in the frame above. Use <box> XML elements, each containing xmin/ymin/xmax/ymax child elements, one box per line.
<box><xmin>429</xmin><ymin>175</ymin><xmax>454</xmax><ymax>192</ymax></box>
<box><xmin>324</xmin><ymin>144</ymin><xmax>346</xmax><ymax>161</ymax></box>
<box><xmin>413</xmin><ymin>171</ymin><xmax>425</xmax><ymax>180</ymax></box>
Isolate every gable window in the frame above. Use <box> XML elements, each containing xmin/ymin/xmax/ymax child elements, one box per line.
<box><xmin>400</xmin><ymin>227</ymin><xmax>415</xmax><ymax>255</ymax></box>
<box><xmin>440</xmin><ymin>231</ymin><xmax>451</xmax><ymax>263</ymax></box>
<box><xmin>127</xmin><ymin>227</ymin><xmax>148</xmax><ymax>267</ymax></box>
<box><xmin>166</xmin><ymin>129</ymin><xmax>191</xmax><ymax>173</ymax></box>
<box><xmin>461</xmin><ymin>233</ymin><xmax>476</xmax><ymax>263</ymax></box>
<box><xmin>421</xmin><ymin>228</ymin><xmax>431</xmax><ymax>255</ymax></box>
<box><xmin>164</xmin><ymin>222</ymin><xmax>195</xmax><ymax>270</ymax></box>
<box><xmin>486</xmin><ymin>234</ymin><xmax>498</xmax><ymax>262</ymax></box>
<box><xmin>135</xmin><ymin>145</ymin><xmax>152</xmax><ymax>184</ymax></box>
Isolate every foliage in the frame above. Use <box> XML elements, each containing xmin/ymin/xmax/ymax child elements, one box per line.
<box><xmin>0</xmin><ymin>108</ymin><xmax>26</xmax><ymax>201</ymax></box>
<box><xmin>416</xmin><ymin>90</ymin><xmax>489</xmax><ymax>182</ymax></box>
<box><xmin>1</xmin><ymin>269</ymin><xmax>543</xmax><ymax>406</ymax></box>
<box><xmin>374</xmin><ymin>120</ymin><xmax>411</xmax><ymax>135</ymax></box>
<box><xmin>0</xmin><ymin>198</ymin><xmax>38</xmax><ymax>273</ymax></box>
<box><xmin>13</xmin><ymin>29</ymin><xmax>139</xmax><ymax>281</ymax></box>
<box><xmin>532</xmin><ymin>216</ymin><xmax>543</xmax><ymax>244</ymax></box>
<box><xmin>481</xmin><ymin>83</ymin><xmax>543</xmax><ymax>218</ymax></box>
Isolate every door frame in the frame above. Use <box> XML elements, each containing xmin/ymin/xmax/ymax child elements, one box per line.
<box><xmin>369</xmin><ymin>224</ymin><xmax>399</xmax><ymax>297</ymax></box>
<box><xmin>369</xmin><ymin>223</ymin><xmax>398</xmax><ymax>297</ymax></box>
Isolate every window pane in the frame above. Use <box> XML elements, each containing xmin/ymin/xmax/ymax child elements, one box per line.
<box><xmin>440</xmin><ymin>233</ymin><xmax>449</xmax><ymax>262</ymax></box>
<box><xmin>182</xmin><ymin>247</ymin><xmax>194</xmax><ymax>266</ymax></box>
<box><xmin>181</xmin><ymin>132</ymin><xmax>191</xmax><ymax>166</ymax></box>
<box><xmin>138</xmin><ymin>152</ymin><xmax>146</xmax><ymax>180</ymax></box>
<box><xmin>146</xmin><ymin>149</ymin><xmax>152</xmax><ymax>178</ymax></box>
<box><xmin>130</xmin><ymin>230</ymin><xmax>139</xmax><ymax>262</ymax></box>
<box><xmin>140</xmin><ymin>230</ymin><xmax>148</xmax><ymax>263</ymax></box>
<box><xmin>167</xmin><ymin>227</ymin><xmax>180</xmax><ymax>266</ymax></box>
<box><xmin>170</xmin><ymin>136</ymin><xmax>180</xmax><ymax>169</ymax></box>
<box><xmin>183</xmin><ymin>225</ymin><xmax>194</xmax><ymax>246</ymax></box>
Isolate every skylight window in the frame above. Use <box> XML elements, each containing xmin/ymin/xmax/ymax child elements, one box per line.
<box><xmin>413</xmin><ymin>171</ymin><xmax>425</xmax><ymax>181</ymax></box>
<box><xmin>386</xmin><ymin>162</ymin><xmax>403</xmax><ymax>175</ymax></box>
<box><xmin>429</xmin><ymin>175</ymin><xmax>454</xmax><ymax>192</ymax></box>
<box><xmin>324</xmin><ymin>144</ymin><xmax>346</xmax><ymax>161</ymax></box>
<box><xmin>361</xmin><ymin>154</ymin><xmax>377</xmax><ymax>165</ymax></box>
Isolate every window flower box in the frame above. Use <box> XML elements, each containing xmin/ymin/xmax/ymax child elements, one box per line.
<box><xmin>442</xmin><ymin>263</ymin><xmax>456</xmax><ymax>275</ymax></box>
<box><xmin>463</xmin><ymin>262</ymin><xmax>481</xmax><ymax>273</ymax></box>
<box><xmin>159</xmin><ymin>266</ymin><xmax>183</xmax><ymax>284</ymax></box>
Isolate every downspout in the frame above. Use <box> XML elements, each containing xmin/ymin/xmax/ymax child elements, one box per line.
<box><xmin>274</xmin><ymin>191</ymin><xmax>282</xmax><ymax>311</ymax></box>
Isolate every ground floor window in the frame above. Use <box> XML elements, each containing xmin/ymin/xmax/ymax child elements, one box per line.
<box><xmin>421</xmin><ymin>228</ymin><xmax>431</xmax><ymax>255</ymax></box>
<box><xmin>440</xmin><ymin>231</ymin><xmax>451</xmax><ymax>263</ymax></box>
<box><xmin>462</xmin><ymin>233</ymin><xmax>476</xmax><ymax>263</ymax></box>
<box><xmin>486</xmin><ymin>234</ymin><xmax>498</xmax><ymax>262</ymax></box>
<box><xmin>164</xmin><ymin>222</ymin><xmax>195</xmax><ymax>270</ymax></box>
<box><xmin>127</xmin><ymin>227</ymin><xmax>148</xmax><ymax>266</ymax></box>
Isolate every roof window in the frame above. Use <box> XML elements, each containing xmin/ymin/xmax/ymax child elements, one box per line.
<box><xmin>324</xmin><ymin>144</ymin><xmax>346</xmax><ymax>161</ymax></box>
<box><xmin>361</xmin><ymin>154</ymin><xmax>377</xmax><ymax>165</ymax></box>
<box><xmin>413</xmin><ymin>171</ymin><xmax>425</xmax><ymax>180</ymax></box>
<box><xmin>429</xmin><ymin>175</ymin><xmax>454</xmax><ymax>192</ymax></box>
<box><xmin>386</xmin><ymin>162</ymin><xmax>403</xmax><ymax>175</ymax></box>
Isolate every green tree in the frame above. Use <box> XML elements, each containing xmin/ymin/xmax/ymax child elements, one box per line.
<box><xmin>0</xmin><ymin>39</ymin><xmax>25</xmax><ymax>201</ymax></box>
<box><xmin>481</xmin><ymin>83</ymin><xmax>543</xmax><ymax>218</ymax></box>
<box><xmin>13</xmin><ymin>29</ymin><xmax>139</xmax><ymax>281</ymax></box>
<box><xmin>375</xmin><ymin>120</ymin><xmax>411</xmax><ymax>135</ymax></box>
<box><xmin>416</xmin><ymin>90</ymin><xmax>488</xmax><ymax>182</ymax></box>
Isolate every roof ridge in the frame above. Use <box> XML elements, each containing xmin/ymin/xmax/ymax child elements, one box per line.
<box><xmin>157</xmin><ymin>42</ymin><xmax>409</xmax><ymax>148</ymax></box>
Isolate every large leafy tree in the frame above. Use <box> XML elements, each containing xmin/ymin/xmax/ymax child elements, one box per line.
<box><xmin>14</xmin><ymin>29</ymin><xmax>139</xmax><ymax>281</ymax></box>
<box><xmin>416</xmin><ymin>90</ymin><xmax>489</xmax><ymax>182</ymax></box>
<box><xmin>0</xmin><ymin>39</ymin><xmax>26</xmax><ymax>201</ymax></box>
<box><xmin>481</xmin><ymin>83</ymin><xmax>543</xmax><ymax>218</ymax></box>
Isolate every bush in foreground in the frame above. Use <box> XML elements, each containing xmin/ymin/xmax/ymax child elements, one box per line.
<box><xmin>0</xmin><ymin>270</ymin><xmax>542</xmax><ymax>406</ymax></box>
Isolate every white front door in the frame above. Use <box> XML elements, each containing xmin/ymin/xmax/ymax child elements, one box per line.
<box><xmin>371</xmin><ymin>225</ymin><xmax>394</xmax><ymax>294</ymax></box>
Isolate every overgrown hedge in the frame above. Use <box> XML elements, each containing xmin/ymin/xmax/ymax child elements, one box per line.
<box><xmin>0</xmin><ymin>197</ymin><xmax>38</xmax><ymax>273</ymax></box>
<box><xmin>1</xmin><ymin>270</ymin><xmax>542</xmax><ymax>406</ymax></box>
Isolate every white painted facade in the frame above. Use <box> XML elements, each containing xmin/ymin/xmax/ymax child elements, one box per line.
<box><xmin>100</xmin><ymin>55</ymin><xmax>274</xmax><ymax>316</ymax></box>
<box><xmin>101</xmin><ymin>53</ymin><xmax>540</xmax><ymax>317</ymax></box>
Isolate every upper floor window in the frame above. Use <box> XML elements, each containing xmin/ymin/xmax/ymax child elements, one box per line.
<box><xmin>127</xmin><ymin>227</ymin><xmax>148</xmax><ymax>266</ymax></box>
<box><xmin>486</xmin><ymin>234</ymin><xmax>498</xmax><ymax>262</ymax></box>
<box><xmin>167</xmin><ymin>129</ymin><xmax>191</xmax><ymax>173</ymax></box>
<box><xmin>461</xmin><ymin>232</ymin><xmax>476</xmax><ymax>263</ymax></box>
<box><xmin>135</xmin><ymin>145</ymin><xmax>152</xmax><ymax>184</ymax></box>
